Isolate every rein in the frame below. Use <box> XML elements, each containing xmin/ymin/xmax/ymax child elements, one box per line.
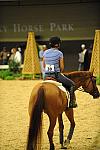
<box><xmin>78</xmin><ymin>87</ymin><xmax>84</xmax><ymax>92</ymax></box>
<box><xmin>77</xmin><ymin>75</ymin><xmax>95</xmax><ymax>93</ymax></box>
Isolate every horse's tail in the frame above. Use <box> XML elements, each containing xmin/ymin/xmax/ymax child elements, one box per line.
<box><xmin>27</xmin><ymin>85</ymin><xmax>45</xmax><ymax>150</ymax></box>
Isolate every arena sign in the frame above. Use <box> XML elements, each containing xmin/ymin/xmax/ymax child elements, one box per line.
<box><xmin>0</xmin><ymin>23</ymin><xmax>75</xmax><ymax>41</ymax></box>
<box><xmin>0</xmin><ymin>3</ymin><xmax>99</xmax><ymax>41</ymax></box>
<box><xmin>0</xmin><ymin>23</ymin><xmax>74</xmax><ymax>33</ymax></box>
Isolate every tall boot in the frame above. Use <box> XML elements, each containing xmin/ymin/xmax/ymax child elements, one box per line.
<box><xmin>69</xmin><ymin>86</ymin><xmax>78</xmax><ymax>108</ymax></box>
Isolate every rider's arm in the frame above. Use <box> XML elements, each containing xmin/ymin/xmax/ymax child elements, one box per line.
<box><xmin>43</xmin><ymin>57</ymin><xmax>45</xmax><ymax>69</ymax></box>
<box><xmin>59</xmin><ymin>57</ymin><xmax>64</xmax><ymax>72</ymax></box>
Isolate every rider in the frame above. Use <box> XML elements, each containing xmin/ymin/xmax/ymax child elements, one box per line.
<box><xmin>43</xmin><ymin>36</ymin><xmax>77</xmax><ymax>108</ymax></box>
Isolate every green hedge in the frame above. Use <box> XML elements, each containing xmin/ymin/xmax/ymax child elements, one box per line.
<box><xmin>22</xmin><ymin>74</ymin><xmax>41</xmax><ymax>79</ymax></box>
<box><xmin>0</xmin><ymin>70</ymin><xmax>41</xmax><ymax>80</ymax></box>
<box><xmin>0</xmin><ymin>70</ymin><xmax>22</xmax><ymax>80</ymax></box>
<box><xmin>96</xmin><ymin>76</ymin><xmax>100</xmax><ymax>85</ymax></box>
<box><xmin>9</xmin><ymin>60</ymin><xmax>20</xmax><ymax>73</ymax></box>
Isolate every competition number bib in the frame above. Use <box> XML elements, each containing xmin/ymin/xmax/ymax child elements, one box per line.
<box><xmin>45</xmin><ymin>64</ymin><xmax>54</xmax><ymax>72</ymax></box>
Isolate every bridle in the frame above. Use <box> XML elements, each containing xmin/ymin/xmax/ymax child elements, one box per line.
<box><xmin>78</xmin><ymin>75</ymin><xmax>96</xmax><ymax>94</ymax></box>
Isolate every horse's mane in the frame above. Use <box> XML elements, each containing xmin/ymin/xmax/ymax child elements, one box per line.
<box><xmin>64</xmin><ymin>71</ymin><xmax>93</xmax><ymax>79</ymax></box>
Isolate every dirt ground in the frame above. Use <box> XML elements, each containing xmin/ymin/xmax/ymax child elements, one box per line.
<box><xmin>0</xmin><ymin>80</ymin><xmax>100</xmax><ymax>150</ymax></box>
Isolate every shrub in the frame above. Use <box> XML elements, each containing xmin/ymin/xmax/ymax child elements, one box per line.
<box><xmin>22</xmin><ymin>74</ymin><xmax>41</xmax><ymax>80</ymax></box>
<box><xmin>5</xmin><ymin>76</ymin><xmax>15</xmax><ymax>80</ymax></box>
<box><xmin>22</xmin><ymin>74</ymin><xmax>33</xmax><ymax>80</ymax></box>
<box><xmin>0</xmin><ymin>70</ymin><xmax>13</xmax><ymax>80</ymax></box>
<box><xmin>34</xmin><ymin>73</ymin><xmax>41</xmax><ymax>79</ymax></box>
<box><xmin>96</xmin><ymin>76</ymin><xmax>100</xmax><ymax>85</ymax></box>
<box><xmin>0</xmin><ymin>70</ymin><xmax>22</xmax><ymax>80</ymax></box>
<box><xmin>13</xmin><ymin>73</ymin><xmax>22</xmax><ymax>78</ymax></box>
<box><xmin>8</xmin><ymin>60</ymin><xmax>21</xmax><ymax>73</ymax></box>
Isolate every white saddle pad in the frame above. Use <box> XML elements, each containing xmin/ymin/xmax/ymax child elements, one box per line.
<box><xmin>42</xmin><ymin>80</ymin><xmax>69</xmax><ymax>97</ymax></box>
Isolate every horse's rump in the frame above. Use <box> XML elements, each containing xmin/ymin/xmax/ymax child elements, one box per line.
<box><xmin>28</xmin><ymin>82</ymin><xmax>67</xmax><ymax>117</ymax></box>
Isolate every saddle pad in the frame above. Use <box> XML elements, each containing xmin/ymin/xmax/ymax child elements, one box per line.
<box><xmin>42</xmin><ymin>80</ymin><xmax>69</xmax><ymax>96</ymax></box>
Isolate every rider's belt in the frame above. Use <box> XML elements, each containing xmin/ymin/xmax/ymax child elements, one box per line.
<box><xmin>45</xmin><ymin>72</ymin><xmax>56</xmax><ymax>75</ymax></box>
<box><xmin>45</xmin><ymin>72</ymin><xmax>56</xmax><ymax>77</ymax></box>
<box><xmin>45</xmin><ymin>73</ymin><xmax>56</xmax><ymax>79</ymax></box>
<box><xmin>45</xmin><ymin>72</ymin><xmax>60</xmax><ymax>77</ymax></box>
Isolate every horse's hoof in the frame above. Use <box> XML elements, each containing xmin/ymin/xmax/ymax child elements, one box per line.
<box><xmin>50</xmin><ymin>143</ymin><xmax>55</xmax><ymax>150</ymax></box>
<box><xmin>61</xmin><ymin>144</ymin><xmax>67</xmax><ymax>149</ymax></box>
<box><xmin>64</xmin><ymin>139</ymin><xmax>70</xmax><ymax>148</ymax></box>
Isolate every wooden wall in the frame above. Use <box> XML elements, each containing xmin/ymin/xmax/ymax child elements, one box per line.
<box><xmin>0</xmin><ymin>2</ymin><xmax>99</xmax><ymax>71</ymax></box>
<box><xmin>0</xmin><ymin>2</ymin><xmax>100</xmax><ymax>41</ymax></box>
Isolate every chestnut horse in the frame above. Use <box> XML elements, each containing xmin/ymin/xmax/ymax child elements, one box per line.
<box><xmin>27</xmin><ymin>71</ymin><xmax>100</xmax><ymax>150</ymax></box>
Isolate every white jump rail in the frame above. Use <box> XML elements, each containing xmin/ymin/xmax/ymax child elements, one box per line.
<box><xmin>0</xmin><ymin>65</ymin><xmax>23</xmax><ymax>70</ymax></box>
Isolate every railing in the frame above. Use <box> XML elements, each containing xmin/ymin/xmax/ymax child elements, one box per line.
<box><xmin>0</xmin><ymin>64</ymin><xmax>23</xmax><ymax>70</ymax></box>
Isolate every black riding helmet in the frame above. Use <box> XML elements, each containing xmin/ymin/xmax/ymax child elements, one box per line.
<box><xmin>49</xmin><ymin>36</ymin><xmax>61</xmax><ymax>47</ymax></box>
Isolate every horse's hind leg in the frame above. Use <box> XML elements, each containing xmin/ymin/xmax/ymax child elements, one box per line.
<box><xmin>47</xmin><ymin>115</ymin><xmax>57</xmax><ymax>150</ymax></box>
<box><xmin>64</xmin><ymin>108</ymin><xmax>75</xmax><ymax>147</ymax></box>
<box><xmin>58</xmin><ymin>114</ymin><xmax>64</xmax><ymax>148</ymax></box>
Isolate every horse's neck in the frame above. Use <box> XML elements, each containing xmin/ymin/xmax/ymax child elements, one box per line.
<box><xmin>70</xmin><ymin>75</ymin><xmax>86</xmax><ymax>90</ymax></box>
<box><xmin>77</xmin><ymin>79</ymin><xmax>84</xmax><ymax>89</ymax></box>
<box><xmin>65</xmin><ymin>71</ymin><xmax>91</xmax><ymax>90</ymax></box>
<box><xmin>72</xmin><ymin>78</ymin><xmax>83</xmax><ymax>90</ymax></box>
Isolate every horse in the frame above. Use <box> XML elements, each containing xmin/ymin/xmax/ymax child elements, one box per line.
<box><xmin>26</xmin><ymin>71</ymin><xmax>100</xmax><ymax>150</ymax></box>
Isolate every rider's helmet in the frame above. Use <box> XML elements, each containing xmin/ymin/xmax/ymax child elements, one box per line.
<box><xmin>49</xmin><ymin>36</ymin><xmax>61</xmax><ymax>47</ymax></box>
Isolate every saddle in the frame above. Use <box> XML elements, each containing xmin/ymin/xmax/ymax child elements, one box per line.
<box><xmin>43</xmin><ymin>76</ymin><xmax>70</xmax><ymax>108</ymax></box>
<box><xmin>43</xmin><ymin>78</ymin><xmax>69</xmax><ymax>96</ymax></box>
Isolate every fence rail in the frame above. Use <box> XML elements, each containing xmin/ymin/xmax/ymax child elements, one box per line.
<box><xmin>0</xmin><ymin>65</ymin><xmax>23</xmax><ymax>70</ymax></box>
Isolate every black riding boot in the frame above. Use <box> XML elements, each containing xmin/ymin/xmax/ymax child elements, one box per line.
<box><xmin>69</xmin><ymin>86</ymin><xmax>78</xmax><ymax>108</ymax></box>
